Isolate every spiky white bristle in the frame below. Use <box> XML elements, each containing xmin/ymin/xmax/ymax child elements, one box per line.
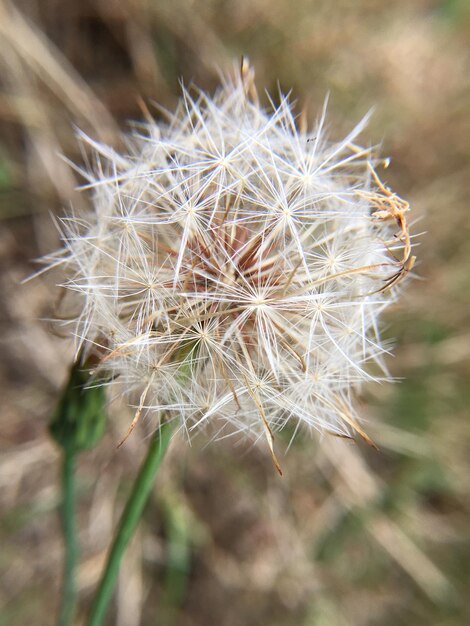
<box><xmin>47</xmin><ymin>67</ymin><xmax>413</xmax><ymax>458</ymax></box>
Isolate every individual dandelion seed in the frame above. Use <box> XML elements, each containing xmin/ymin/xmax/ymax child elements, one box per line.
<box><xmin>43</xmin><ymin>61</ymin><xmax>414</xmax><ymax>473</ymax></box>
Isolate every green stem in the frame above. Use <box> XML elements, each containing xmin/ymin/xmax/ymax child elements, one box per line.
<box><xmin>87</xmin><ymin>421</ymin><xmax>173</xmax><ymax>626</ymax></box>
<box><xmin>57</xmin><ymin>449</ymin><xmax>78</xmax><ymax>626</ymax></box>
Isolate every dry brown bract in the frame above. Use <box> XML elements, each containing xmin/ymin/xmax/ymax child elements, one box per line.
<box><xmin>359</xmin><ymin>164</ymin><xmax>416</xmax><ymax>292</ymax></box>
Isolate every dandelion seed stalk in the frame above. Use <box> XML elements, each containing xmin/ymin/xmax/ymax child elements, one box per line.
<box><xmin>87</xmin><ymin>419</ymin><xmax>173</xmax><ymax>626</ymax></box>
<box><xmin>50</xmin><ymin>359</ymin><xmax>106</xmax><ymax>626</ymax></box>
<box><xmin>43</xmin><ymin>61</ymin><xmax>414</xmax><ymax>622</ymax></box>
<box><xmin>57</xmin><ymin>448</ymin><xmax>78</xmax><ymax>626</ymax></box>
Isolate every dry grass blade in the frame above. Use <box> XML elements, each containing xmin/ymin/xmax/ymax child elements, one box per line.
<box><xmin>0</xmin><ymin>0</ymin><xmax>118</xmax><ymax>140</ymax></box>
<box><xmin>323</xmin><ymin>441</ymin><xmax>451</xmax><ymax>601</ymax></box>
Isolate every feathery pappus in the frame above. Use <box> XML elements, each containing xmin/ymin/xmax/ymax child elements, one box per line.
<box><xmin>44</xmin><ymin>61</ymin><xmax>414</xmax><ymax>471</ymax></box>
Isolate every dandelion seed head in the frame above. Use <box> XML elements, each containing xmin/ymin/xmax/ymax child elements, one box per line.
<box><xmin>49</xmin><ymin>65</ymin><xmax>414</xmax><ymax>456</ymax></box>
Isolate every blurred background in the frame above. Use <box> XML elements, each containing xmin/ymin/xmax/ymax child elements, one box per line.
<box><xmin>0</xmin><ymin>1</ymin><xmax>469</xmax><ymax>625</ymax></box>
